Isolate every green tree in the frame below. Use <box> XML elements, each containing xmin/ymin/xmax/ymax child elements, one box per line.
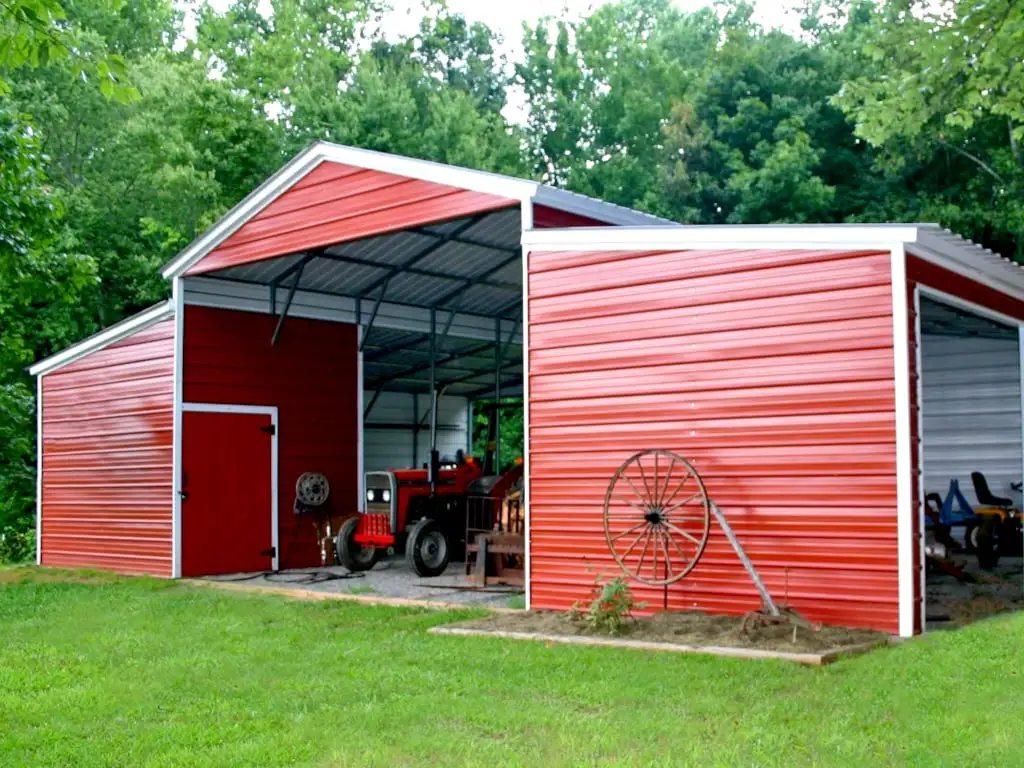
<box><xmin>0</xmin><ymin>107</ymin><xmax>97</xmax><ymax>554</ymax></box>
<box><xmin>834</xmin><ymin>0</ymin><xmax>1024</xmax><ymax>257</ymax></box>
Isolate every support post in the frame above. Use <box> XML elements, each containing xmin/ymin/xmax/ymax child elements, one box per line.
<box><xmin>429</xmin><ymin>308</ymin><xmax>438</xmax><ymax>491</ymax></box>
<box><xmin>494</xmin><ymin>316</ymin><xmax>503</xmax><ymax>472</ymax></box>
<box><xmin>359</xmin><ymin>277</ymin><xmax>390</xmax><ymax>352</ymax></box>
<box><xmin>271</xmin><ymin>260</ymin><xmax>307</xmax><ymax>345</ymax></box>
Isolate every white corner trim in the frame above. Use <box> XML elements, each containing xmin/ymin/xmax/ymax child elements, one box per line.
<box><xmin>171</xmin><ymin>280</ymin><xmax>184</xmax><ymax>578</ymax></box>
<box><xmin>181</xmin><ymin>402</ymin><xmax>280</xmax><ymax>572</ymax></box>
<box><xmin>35</xmin><ymin>375</ymin><xmax>43</xmax><ymax>566</ymax></box>
<box><xmin>891</xmin><ymin>245</ymin><xmax>916</xmax><ymax>638</ymax></box>
<box><xmin>29</xmin><ymin>300</ymin><xmax>175</xmax><ymax>377</ymax></box>
<box><xmin>521</xmin><ymin>224</ymin><xmax>923</xmax><ymax>252</ymax></box>
<box><xmin>520</xmin><ymin>198</ymin><xmax>533</xmax><ymax>612</ymax></box>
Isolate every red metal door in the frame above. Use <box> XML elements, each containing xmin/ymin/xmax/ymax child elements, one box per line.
<box><xmin>181</xmin><ymin>410</ymin><xmax>274</xmax><ymax>576</ymax></box>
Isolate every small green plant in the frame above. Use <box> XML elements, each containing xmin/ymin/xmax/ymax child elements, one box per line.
<box><xmin>506</xmin><ymin>594</ymin><xmax>526</xmax><ymax>610</ymax></box>
<box><xmin>572</xmin><ymin>575</ymin><xmax>646</xmax><ymax>635</ymax></box>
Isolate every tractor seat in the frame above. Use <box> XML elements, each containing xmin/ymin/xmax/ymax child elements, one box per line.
<box><xmin>971</xmin><ymin>471</ymin><xmax>1013</xmax><ymax>508</ymax></box>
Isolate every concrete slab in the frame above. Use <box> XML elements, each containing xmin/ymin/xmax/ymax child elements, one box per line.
<box><xmin>197</xmin><ymin>555</ymin><xmax>523</xmax><ymax>611</ymax></box>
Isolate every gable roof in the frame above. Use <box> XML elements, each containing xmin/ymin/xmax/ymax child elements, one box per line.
<box><xmin>161</xmin><ymin>142</ymin><xmax>677</xmax><ymax>280</ymax></box>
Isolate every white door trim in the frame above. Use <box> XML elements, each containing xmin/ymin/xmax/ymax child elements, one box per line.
<box><xmin>890</xmin><ymin>245</ymin><xmax>915</xmax><ymax>638</ymax></box>
<box><xmin>181</xmin><ymin>402</ymin><xmax>280</xmax><ymax>572</ymax></box>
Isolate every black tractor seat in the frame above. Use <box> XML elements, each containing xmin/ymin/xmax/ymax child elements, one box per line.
<box><xmin>971</xmin><ymin>471</ymin><xmax>1013</xmax><ymax>508</ymax></box>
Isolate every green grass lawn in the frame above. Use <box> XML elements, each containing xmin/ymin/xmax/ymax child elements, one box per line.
<box><xmin>2</xmin><ymin>569</ymin><xmax>1022</xmax><ymax>767</ymax></box>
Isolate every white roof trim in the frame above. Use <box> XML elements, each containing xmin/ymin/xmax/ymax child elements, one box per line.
<box><xmin>161</xmin><ymin>142</ymin><xmax>675</xmax><ymax>280</ymax></box>
<box><xmin>30</xmin><ymin>300</ymin><xmax>175</xmax><ymax>377</ymax></box>
<box><xmin>521</xmin><ymin>223</ymin><xmax>926</xmax><ymax>252</ymax></box>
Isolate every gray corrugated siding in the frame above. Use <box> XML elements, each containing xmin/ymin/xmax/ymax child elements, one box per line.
<box><xmin>921</xmin><ymin>334</ymin><xmax>1022</xmax><ymax>506</ymax></box>
<box><xmin>364</xmin><ymin>392</ymin><xmax>469</xmax><ymax>472</ymax></box>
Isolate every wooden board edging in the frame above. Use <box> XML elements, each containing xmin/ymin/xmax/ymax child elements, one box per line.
<box><xmin>427</xmin><ymin>626</ymin><xmax>887</xmax><ymax>665</ymax></box>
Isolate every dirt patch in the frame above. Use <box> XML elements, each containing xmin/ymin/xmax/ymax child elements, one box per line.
<box><xmin>450</xmin><ymin>609</ymin><xmax>885</xmax><ymax>654</ymax></box>
<box><xmin>927</xmin><ymin>557</ymin><xmax>1023</xmax><ymax>627</ymax></box>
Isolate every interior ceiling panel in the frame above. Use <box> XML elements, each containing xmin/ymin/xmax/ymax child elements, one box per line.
<box><xmin>204</xmin><ymin>207</ymin><xmax>525</xmax><ymax>399</ymax></box>
<box><xmin>920</xmin><ymin>297</ymin><xmax>1016</xmax><ymax>340</ymax></box>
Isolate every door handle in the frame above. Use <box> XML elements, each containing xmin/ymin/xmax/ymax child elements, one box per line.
<box><xmin>178</xmin><ymin>490</ymin><xmax>189</xmax><ymax>501</ymax></box>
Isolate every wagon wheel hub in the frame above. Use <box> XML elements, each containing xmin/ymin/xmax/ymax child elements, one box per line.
<box><xmin>602</xmin><ymin>449</ymin><xmax>712</xmax><ymax>587</ymax></box>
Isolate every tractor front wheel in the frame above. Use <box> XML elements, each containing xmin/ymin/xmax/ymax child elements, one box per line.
<box><xmin>336</xmin><ymin>516</ymin><xmax>381</xmax><ymax>572</ymax></box>
<box><xmin>406</xmin><ymin>518</ymin><xmax>450</xmax><ymax>577</ymax></box>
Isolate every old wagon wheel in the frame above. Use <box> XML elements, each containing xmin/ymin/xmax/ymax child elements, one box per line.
<box><xmin>602</xmin><ymin>450</ymin><xmax>711</xmax><ymax>586</ymax></box>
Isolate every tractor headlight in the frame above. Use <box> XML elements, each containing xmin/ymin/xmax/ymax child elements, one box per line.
<box><xmin>366</xmin><ymin>489</ymin><xmax>376</xmax><ymax>503</ymax></box>
<box><xmin>382</xmin><ymin>489</ymin><xmax>391</xmax><ymax>503</ymax></box>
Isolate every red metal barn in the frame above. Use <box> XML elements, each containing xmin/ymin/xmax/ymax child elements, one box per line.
<box><xmin>31</xmin><ymin>144</ymin><xmax>1024</xmax><ymax>637</ymax></box>
<box><xmin>521</xmin><ymin>226</ymin><xmax>1024</xmax><ymax>637</ymax></box>
<box><xmin>30</xmin><ymin>143</ymin><xmax>667</xmax><ymax>579</ymax></box>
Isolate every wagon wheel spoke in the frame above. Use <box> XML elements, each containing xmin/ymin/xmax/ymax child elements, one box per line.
<box><xmin>621</xmin><ymin>473</ymin><xmax>650</xmax><ymax>509</ymax></box>
<box><xmin>662</xmin><ymin>491</ymin><xmax>704</xmax><ymax>516</ymax></box>
<box><xmin>635</xmin><ymin>455</ymin><xmax>656</xmax><ymax>506</ymax></box>
<box><xmin>657</xmin><ymin>527</ymin><xmax>674</xmax><ymax>579</ymax></box>
<box><xmin>663</xmin><ymin>526</ymin><xmax>691</xmax><ymax>562</ymax></box>
<box><xmin>610</xmin><ymin>521</ymin><xmax>646</xmax><ymax>543</ymax></box>
<box><xmin>663</xmin><ymin>520</ymin><xmax>703</xmax><ymax>547</ymax></box>
<box><xmin>613</xmin><ymin>496</ymin><xmax>649</xmax><ymax>514</ymax></box>
<box><xmin>660</xmin><ymin>468</ymin><xmax>693</xmax><ymax>510</ymax></box>
<box><xmin>619</xmin><ymin>525</ymin><xmax>650</xmax><ymax>561</ymax></box>
<box><xmin>651</xmin><ymin>530</ymin><xmax>658</xmax><ymax>581</ymax></box>
<box><xmin>635</xmin><ymin>528</ymin><xmax>654</xmax><ymax>575</ymax></box>
<box><xmin>656</xmin><ymin>455</ymin><xmax>678</xmax><ymax>507</ymax></box>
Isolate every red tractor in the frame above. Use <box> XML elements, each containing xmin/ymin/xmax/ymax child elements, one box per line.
<box><xmin>335</xmin><ymin>450</ymin><xmax>522</xmax><ymax>577</ymax></box>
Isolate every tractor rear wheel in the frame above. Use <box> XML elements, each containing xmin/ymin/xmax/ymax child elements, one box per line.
<box><xmin>406</xmin><ymin>518</ymin><xmax>450</xmax><ymax>577</ymax></box>
<box><xmin>336</xmin><ymin>516</ymin><xmax>380</xmax><ymax>572</ymax></box>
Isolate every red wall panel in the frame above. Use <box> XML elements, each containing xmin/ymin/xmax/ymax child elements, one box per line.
<box><xmin>527</xmin><ymin>247</ymin><xmax>900</xmax><ymax>632</ymax></box>
<box><xmin>533</xmin><ymin>205</ymin><xmax>611</xmax><ymax>228</ymax></box>
<box><xmin>40</xmin><ymin>319</ymin><xmax>175</xmax><ymax>576</ymax></box>
<box><xmin>187</xmin><ymin>162</ymin><xmax>517</xmax><ymax>275</ymax></box>
<box><xmin>182</xmin><ymin>305</ymin><xmax>358</xmax><ymax>569</ymax></box>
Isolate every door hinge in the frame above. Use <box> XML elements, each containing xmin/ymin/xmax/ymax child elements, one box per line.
<box><xmin>260</xmin><ymin>424</ymin><xmax>276</xmax><ymax>435</ymax></box>
<box><xmin>261</xmin><ymin>547</ymin><xmax>276</xmax><ymax>558</ymax></box>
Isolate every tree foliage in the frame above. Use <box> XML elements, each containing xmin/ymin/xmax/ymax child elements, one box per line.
<box><xmin>4</xmin><ymin>0</ymin><xmax>1024</xmax><ymax>546</ymax></box>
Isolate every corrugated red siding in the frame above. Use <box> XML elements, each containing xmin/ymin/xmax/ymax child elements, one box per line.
<box><xmin>907</xmin><ymin>255</ymin><xmax>1024</xmax><ymax>629</ymax></box>
<box><xmin>182</xmin><ymin>305</ymin><xmax>358</xmax><ymax>568</ymax></box>
<box><xmin>528</xmin><ymin>247</ymin><xmax>900</xmax><ymax>632</ymax></box>
<box><xmin>187</xmin><ymin>161</ymin><xmax>517</xmax><ymax>275</ymax></box>
<box><xmin>40</xmin><ymin>319</ymin><xmax>175</xmax><ymax>576</ymax></box>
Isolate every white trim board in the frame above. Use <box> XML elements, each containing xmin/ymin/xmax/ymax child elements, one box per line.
<box><xmin>161</xmin><ymin>142</ymin><xmax>673</xmax><ymax>280</ymax></box>
<box><xmin>171</xmin><ymin>278</ymin><xmax>185</xmax><ymax>578</ymax></box>
<box><xmin>520</xmin><ymin>198</ymin><xmax>533</xmax><ymax>612</ymax></box>
<box><xmin>29</xmin><ymin>300</ymin><xmax>175</xmax><ymax>377</ymax></box>
<box><xmin>890</xmin><ymin>245</ymin><xmax>916</xmax><ymax>638</ymax></box>
<box><xmin>181</xmin><ymin>402</ymin><xmax>280</xmax><ymax>572</ymax></box>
